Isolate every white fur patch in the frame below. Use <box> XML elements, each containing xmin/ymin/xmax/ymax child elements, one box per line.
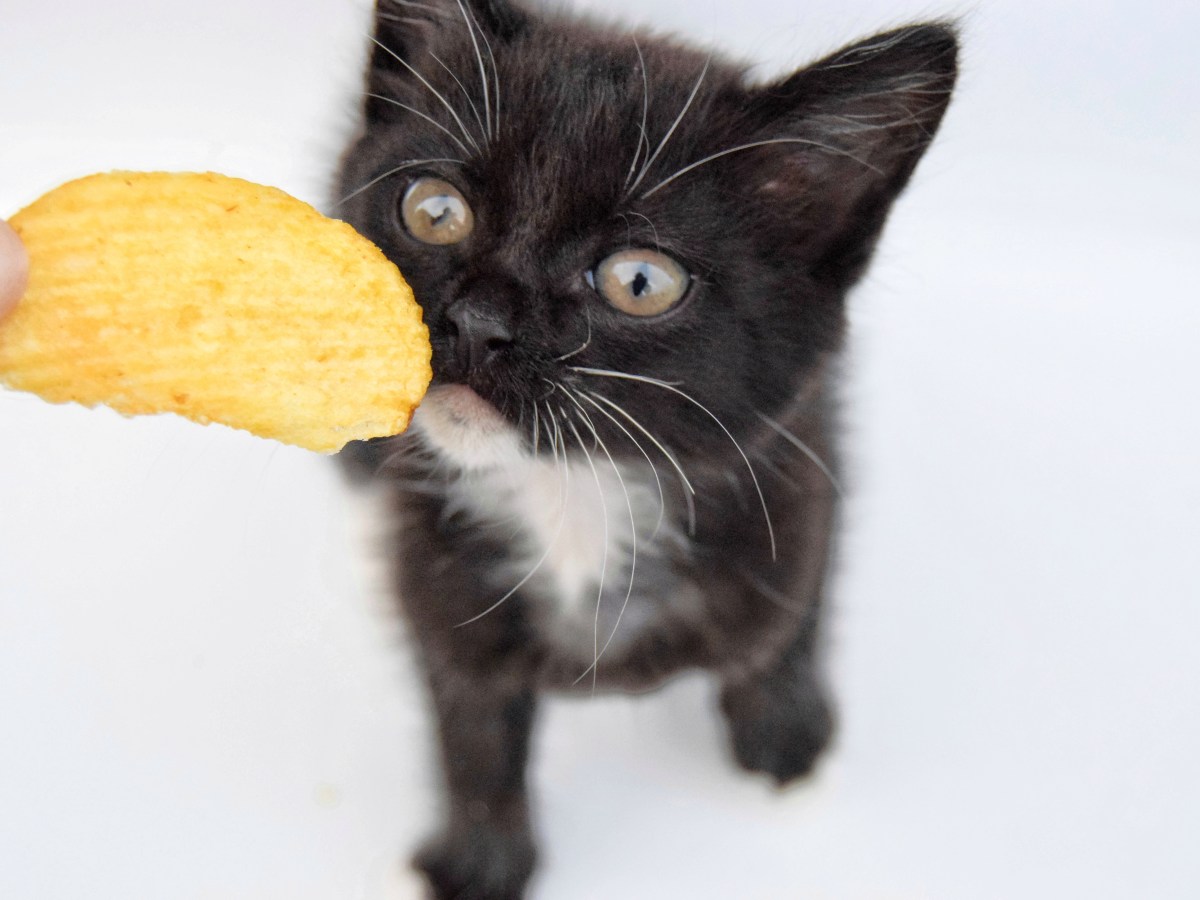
<box><xmin>411</xmin><ymin>384</ymin><xmax>525</xmax><ymax>472</ymax></box>
<box><xmin>413</xmin><ymin>385</ymin><xmax>676</xmax><ymax>626</ymax></box>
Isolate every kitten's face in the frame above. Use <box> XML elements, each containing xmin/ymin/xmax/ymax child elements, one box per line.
<box><xmin>337</xmin><ymin>0</ymin><xmax>956</xmax><ymax>474</ymax></box>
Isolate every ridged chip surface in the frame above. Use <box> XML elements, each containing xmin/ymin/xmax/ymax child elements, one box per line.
<box><xmin>1</xmin><ymin>171</ymin><xmax>430</xmax><ymax>452</ymax></box>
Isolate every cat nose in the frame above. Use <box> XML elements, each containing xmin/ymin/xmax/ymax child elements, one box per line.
<box><xmin>444</xmin><ymin>295</ymin><xmax>515</xmax><ymax>373</ymax></box>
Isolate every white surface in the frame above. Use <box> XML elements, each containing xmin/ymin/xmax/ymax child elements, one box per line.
<box><xmin>2</xmin><ymin>1</ymin><xmax>1198</xmax><ymax>897</ymax></box>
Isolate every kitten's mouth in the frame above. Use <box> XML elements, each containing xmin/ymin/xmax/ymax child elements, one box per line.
<box><xmin>425</xmin><ymin>383</ymin><xmax>505</xmax><ymax>429</ymax></box>
<box><xmin>412</xmin><ymin>384</ymin><xmax>525</xmax><ymax>471</ymax></box>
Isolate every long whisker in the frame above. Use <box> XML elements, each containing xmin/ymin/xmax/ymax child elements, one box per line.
<box><xmin>755</xmin><ymin>411</ymin><xmax>843</xmax><ymax>497</ymax></box>
<box><xmin>551</xmin><ymin>403</ymin><xmax>570</xmax><ymax>513</ymax></box>
<box><xmin>453</xmin><ymin>0</ymin><xmax>493</xmax><ymax>142</ymax></box>
<box><xmin>748</xmin><ymin>450</ymin><xmax>804</xmax><ymax>494</ymax></box>
<box><xmin>368</xmin><ymin>35</ymin><xmax>481</xmax><ymax>154</ymax></box>
<box><xmin>363</xmin><ymin>92</ymin><xmax>472</xmax><ymax>156</ymax></box>
<box><xmin>563</xmin><ymin>390</ymin><xmax>639</xmax><ymax>688</ymax></box>
<box><xmin>640</xmin><ymin>137</ymin><xmax>882</xmax><ymax>200</ymax></box>
<box><xmin>628</xmin><ymin>55</ymin><xmax>711</xmax><ymax>196</ymax></box>
<box><xmin>546</xmin><ymin>400</ymin><xmax>566</xmax><ymax>511</ymax></box>
<box><xmin>585</xmin><ymin>389</ymin><xmax>696</xmax><ymax>536</ymax></box>
<box><xmin>453</xmin><ymin>407</ymin><xmax>569</xmax><ymax>628</ymax></box>
<box><xmin>573</xmin><ymin>366</ymin><xmax>775</xmax><ymax>559</ymax></box>
<box><xmin>625</xmin><ymin>211</ymin><xmax>662</xmax><ymax>251</ymax></box>
<box><xmin>388</xmin><ymin>0</ymin><xmax>451</xmax><ymax>18</ymax></box>
<box><xmin>477</xmin><ymin>12</ymin><xmax>502</xmax><ymax>139</ymax></box>
<box><xmin>577</xmin><ymin>390</ymin><xmax>665</xmax><ymax>536</ymax></box>
<box><xmin>553</xmin><ymin>306</ymin><xmax>592</xmax><ymax>362</ymax></box>
<box><xmin>563</xmin><ymin>389</ymin><xmax>640</xmax><ymax>559</ymax></box>
<box><xmin>336</xmin><ymin>157</ymin><xmax>465</xmax><ymax>206</ymax></box>
<box><xmin>565</xmin><ymin>414</ymin><xmax>610</xmax><ymax>692</ymax></box>
<box><xmin>624</xmin><ymin>37</ymin><xmax>651</xmax><ymax>189</ymax></box>
<box><xmin>427</xmin><ymin>51</ymin><xmax>487</xmax><ymax>144</ymax></box>
<box><xmin>583</xmin><ymin>390</ymin><xmax>693</xmax><ymax>496</ymax></box>
<box><xmin>737</xmin><ymin>566</ymin><xmax>808</xmax><ymax>616</ymax></box>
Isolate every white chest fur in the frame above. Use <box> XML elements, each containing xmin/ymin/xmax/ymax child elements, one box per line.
<box><xmin>411</xmin><ymin>384</ymin><xmax>682</xmax><ymax>627</ymax></box>
<box><xmin>451</xmin><ymin>455</ymin><xmax>669</xmax><ymax>622</ymax></box>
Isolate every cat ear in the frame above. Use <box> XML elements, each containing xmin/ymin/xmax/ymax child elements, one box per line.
<box><xmin>739</xmin><ymin>24</ymin><xmax>958</xmax><ymax>283</ymax></box>
<box><xmin>370</xmin><ymin>0</ymin><xmax>524</xmax><ymax>64</ymax></box>
<box><xmin>365</xmin><ymin>0</ymin><xmax>526</xmax><ymax>120</ymax></box>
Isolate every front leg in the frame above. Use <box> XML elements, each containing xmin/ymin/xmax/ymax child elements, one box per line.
<box><xmin>415</xmin><ymin>663</ymin><xmax>539</xmax><ymax>900</ymax></box>
<box><xmin>720</xmin><ymin>621</ymin><xmax>835</xmax><ymax>786</ymax></box>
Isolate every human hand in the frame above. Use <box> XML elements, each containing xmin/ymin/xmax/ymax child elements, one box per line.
<box><xmin>1</xmin><ymin>219</ymin><xmax>30</xmax><ymax>319</ymax></box>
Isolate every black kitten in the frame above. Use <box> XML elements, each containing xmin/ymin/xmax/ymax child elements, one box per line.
<box><xmin>337</xmin><ymin>1</ymin><xmax>956</xmax><ymax>897</ymax></box>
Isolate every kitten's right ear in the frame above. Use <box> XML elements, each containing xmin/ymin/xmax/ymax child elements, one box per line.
<box><xmin>366</xmin><ymin>0</ymin><xmax>527</xmax><ymax>122</ymax></box>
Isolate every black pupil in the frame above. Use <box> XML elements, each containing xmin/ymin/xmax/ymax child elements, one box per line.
<box><xmin>630</xmin><ymin>270</ymin><xmax>650</xmax><ymax>297</ymax></box>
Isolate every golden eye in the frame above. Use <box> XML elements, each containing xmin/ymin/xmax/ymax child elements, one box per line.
<box><xmin>400</xmin><ymin>177</ymin><xmax>474</xmax><ymax>245</ymax></box>
<box><xmin>593</xmin><ymin>249</ymin><xmax>690</xmax><ymax>317</ymax></box>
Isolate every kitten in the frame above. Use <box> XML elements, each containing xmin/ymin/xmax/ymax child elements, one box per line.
<box><xmin>337</xmin><ymin>1</ymin><xmax>956</xmax><ymax>896</ymax></box>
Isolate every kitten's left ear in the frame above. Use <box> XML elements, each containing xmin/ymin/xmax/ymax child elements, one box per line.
<box><xmin>741</xmin><ymin>24</ymin><xmax>958</xmax><ymax>284</ymax></box>
<box><xmin>374</xmin><ymin>0</ymin><xmax>524</xmax><ymax>46</ymax></box>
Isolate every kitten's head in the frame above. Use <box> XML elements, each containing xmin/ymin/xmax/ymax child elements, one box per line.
<box><xmin>337</xmin><ymin>0</ymin><xmax>956</xmax><ymax>475</ymax></box>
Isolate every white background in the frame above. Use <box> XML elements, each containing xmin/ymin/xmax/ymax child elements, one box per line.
<box><xmin>2</xmin><ymin>1</ymin><xmax>1198</xmax><ymax>897</ymax></box>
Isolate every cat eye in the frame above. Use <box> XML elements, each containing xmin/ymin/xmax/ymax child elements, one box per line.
<box><xmin>400</xmin><ymin>177</ymin><xmax>474</xmax><ymax>245</ymax></box>
<box><xmin>591</xmin><ymin>249</ymin><xmax>690</xmax><ymax>317</ymax></box>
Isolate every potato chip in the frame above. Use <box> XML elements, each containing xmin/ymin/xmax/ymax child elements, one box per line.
<box><xmin>0</xmin><ymin>171</ymin><xmax>430</xmax><ymax>453</ymax></box>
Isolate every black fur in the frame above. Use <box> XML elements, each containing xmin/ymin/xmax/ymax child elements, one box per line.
<box><xmin>337</xmin><ymin>2</ymin><xmax>956</xmax><ymax>896</ymax></box>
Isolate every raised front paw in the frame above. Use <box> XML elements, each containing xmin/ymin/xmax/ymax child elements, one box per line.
<box><xmin>720</xmin><ymin>671</ymin><xmax>835</xmax><ymax>786</ymax></box>
<box><xmin>414</xmin><ymin>822</ymin><xmax>537</xmax><ymax>900</ymax></box>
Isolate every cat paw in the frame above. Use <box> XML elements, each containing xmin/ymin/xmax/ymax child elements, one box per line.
<box><xmin>414</xmin><ymin>823</ymin><xmax>536</xmax><ymax>900</ymax></box>
<box><xmin>720</xmin><ymin>674</ymin><xmax>835</xmax><ymax>786</ymax></box>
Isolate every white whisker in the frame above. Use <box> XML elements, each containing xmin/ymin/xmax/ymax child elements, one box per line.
<box><xmin>363</xmin><ymin>91</ymin><xmax>472</xmax><ymax>156</ymax></box>
<box><xmin>573</xmin><ymin>366</ymin><xmax>776</xmax><ymax>560</ymax></box>
<box><xmin>583</xmin><ymin>390</ymin><xmax>694</xmax><ymax>496</ymax></box>
<box><xmin>627</xmin><ymin>211</ymin><xmax>662</xmax><ymax>250</ymax></box>
<box><xmin>336</xmin><ymin>157</ymin><xmax>465</xmax><ymax>206</ymax></box>
<box><xmin>369</xmin><ymin>35</ymin><xmax>481</xmax><ymax>154</ymax></box>
<box><xmin>553</xmin><ymin>307</ymin><xmax>592</xmax><ymax>362</ymax></box>
<box><xmin>477</xmin><ymin>13</ymin><xmax>502</xmax><ymax>139</ymax></box>
<box><xmin>565</xmin><ymin>414</ymin><xmax>610</xmax><ymax>692</ymax></box>
<box><xmin>738</xmin><ymin>567</ymin><xmax>808</xmax><ymax>616</ymax></box>
<box><xmin>389</xmin><ymin>0</ymin><xmax>451</xmax><ymax>18</ymax></box>
<box><xmin>454</xmin><ymin>403</ymin><xmax>570</xmax><ymax>628</ymax></box>
<box><xmin>617</xmin><ymin>210</ymin><xmax>662</xmax><ymax>251</ymax></box>
<box><xmin>585</xmin><ymin>388</ymin><xmax>695</xmax><ymax>535</ymax></box>
<box><xmin>756</xmin><ymin>411</ymin><xmax>843</xmax><ymax>497</ymax></box>
<box><xmin>551</xmin><ymin>404</ymin><xmax>570</xmax><ymax>511</ymax></box>
<box><xmin>577</xmin><ymin>391</ymin><xmax>666</xmax><ymax>537</ymax></box>
<box><xmin>453</xmin><ymin>0</ymin><xmax>493</xmax><ymax>142</ymax></box>
<box><xmin>640</xmin><ymin>137</ymin><xmax>882</xmax><ymax>200</ymax></box>
<box><xmin>428</xmin><ymin>50</ymin><xmax>487</xmax><ymax>144</ymax></box>
<box><xmin>624</xmin><ymin>37</ymin><xmax>651</xmax><ymax>189</ymax></box>
<box><xmin>628</xmin><ymin>55</ymin><xmax>710</xmax><ymax>196</ymax></box>
<box><xmin>562</xmin><ymin>389</ymin><xmax>639</xmax><ymax>687</ymax></box>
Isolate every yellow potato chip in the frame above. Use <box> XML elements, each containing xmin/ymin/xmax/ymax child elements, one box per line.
<box><xmin>0</xmin><ymin>171</ymin><xmax>430</xmax><ymax>453</ymax></box>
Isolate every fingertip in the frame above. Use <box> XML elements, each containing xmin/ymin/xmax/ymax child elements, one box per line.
<box><xmin>0</xmin><ymin>218</ymin><xmax>30</xmax><ymax>319</ymax></box>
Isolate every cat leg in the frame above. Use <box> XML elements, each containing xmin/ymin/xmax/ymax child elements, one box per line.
<box><xmin>719</xmin><ymin>625</ymin><xmax>835</xmax><ymax>786</ymax></box>
<box><xmin>414</xmin><ymin>668</ymin><xmax>538</xmax><ymax>900</ymax></box>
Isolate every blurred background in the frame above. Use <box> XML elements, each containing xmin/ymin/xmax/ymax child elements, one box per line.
<box><xmin>2</xmin><ymin>1</ymin><xmax>1198</xmax><ymax>897</ymax></box>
